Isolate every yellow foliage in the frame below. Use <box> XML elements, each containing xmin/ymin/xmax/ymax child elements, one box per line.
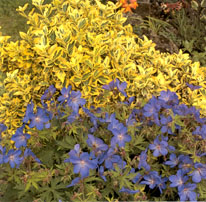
<box><xmin>0</xmin><ymin>0</ymin><xmax>206</xmax><ymax>135</ymax></box>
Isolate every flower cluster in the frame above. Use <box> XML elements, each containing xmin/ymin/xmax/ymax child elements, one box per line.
<box><xmin>0</xmin><ymin>80</ymin><xmax>206</xmax><ymax>201</ymax></box>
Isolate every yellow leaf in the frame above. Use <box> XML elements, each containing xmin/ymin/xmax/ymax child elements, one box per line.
<box><xmin>56</xmin><ymin>71</ymin><xmax>66</xmax><ymax>83</ymax></box>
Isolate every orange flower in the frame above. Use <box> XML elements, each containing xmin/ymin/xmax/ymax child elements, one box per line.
<box><xmin>119</xmin><ymin>0</ymin><xmax>138</xmax><ymax>13</ymax></box>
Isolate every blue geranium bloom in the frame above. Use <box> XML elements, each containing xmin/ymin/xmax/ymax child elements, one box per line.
<box><xmin>99</xmin><ymin>148</ymin><xmax>125</xmax><ymax>170</ymax></box>
<box><xmin>24</xmin><ymin>148</ymin><xmax>41</xmax><ymax>163</ymax></box>
<box><xmin>178</xmin><ymin>155</ymin><xmax>193</xmax><ymax>174</ymax></box>
<box><xmin>4</xmin><ymin>149</ymin><xmax>23</xmax><ymax>168</ymax></box>
<box><xmin>0</xmin><ymin>146</ymin><xmax>6</xmax><ymax>164</ymax></box>
<box><xmin>160</xmin><ymin>115</ymin><xmax>173</xmax><ymax>134</ymax></box>
<box><xmin>149</xmin><ymin>135</ymin><xmax>168</xmax><ymax>157</ymax></box>
<box><xmin>67</xmin><ymin>177</ymin><xmax>80</xmax><ymax>188</ymax></box>
<box><xmin>67</xmin><ymin>91</ymin><xmax>86</xmax><ymax>114</ymax></box>
<box><xmin>119</xmin><ymin>187</ymin><xmax>139</xmax><ymax>194</ymax></box>
<box><xmin>11</xmin><ymin>126</ymin><xmax>30</xmax><ymax>148</ymax></box>
<box><xmin>186</xmin><ymin>83</ymin><xmax>202</xmax><ymax>91</ymax></box>
<box><xmin>41</xmin><ymin>85</ymin><xmax>56</xmax><ymax>101</ymax></box>
<box><xmin>86</xmin><ymin>134</ymin><xmax>108</xmax><ymax>155</ymax></box>
<box><xmin>23</xmin><ymin>101</ymin><xmax>34</xmax><ymax>123</ymax></box>
<box><xmin>158</xmin><ymin>90</ymin><xmax>179</xmax><ymax>108</ymax></box>
<box><xmin>69</xmin><ymin>152</ymin><xmax>97</xmax><ymax>178</ymax></box>
<box><xmin>143</xmin><ymin>96</ymin><xmax>160</xmax><ymax>117</ymax></box>
<box><xmin>140</xmin><ymin>171</ymin><xmax>161</xmax><ymax>189</ymax></box>
<box><xmin>102</xmin><ymin>80</ymin><xmax>116</xmax><ymax>91</ymax></box>
<box><xmin>173</xmin><ymin>104</ymin><xmax>190</xmax><ymax>116</ymax></box>
<box><xmin>189</xmin><ymin>163</ymin><xmax>206</xmax><ymax>183</ymax></box>
<box><xmin>164</xmin><ymin>153</ymin><xmax>179</xmax><ymax>168</ymax></box>
<box><xmin>57</xmin><ymin>86</ymin><xmax>72</xmax><ymax>103</ymax></box>
<box><xmin>108</xmin><ymin>117</ymin><xmax>125</xmax><ymax>132</ymax></box>
<box><xmin>169</xmin><ymin>170</ymin><xmax>188</xmax><ymax>191</ymax></box>
<box><xmin>126</xmin><ymin>114</ymin><xmax>136</xmax><ymax>126</ymax></box>
<box><xmin>178</xmin><ymin>183</ymin><xmax>197</xmax><ymax>202</ymax></box>
<box><xmin>29</xmin><ymin>107</ymin><xmax>50</xmax><ymax>130</ymax></box>
<box><xmin>138</xmin><ymin>149</ymin><xmax>151</xmax><ymax>171</ymax></box>
<box><xmin>110</xmin><ymin>125</ymin><xmax>131</xmax><ymax>148</ymax></box>
<box><xmin>116</xmin><ymin>78</ymin><xmax>127</xmax><ymax>97</ymax></box>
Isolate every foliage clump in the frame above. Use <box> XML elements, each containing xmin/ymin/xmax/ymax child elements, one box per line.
<box><xmin>0</xmin><ymin>0</ymin><xmax>206</xmax><ymax>135</ymax></box>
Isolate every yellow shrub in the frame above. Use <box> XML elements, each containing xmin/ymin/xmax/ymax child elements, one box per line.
<box><xmin>0</xmin><ymin>0</ymin><xmax>206</xmax><ymax>134</ymax></box>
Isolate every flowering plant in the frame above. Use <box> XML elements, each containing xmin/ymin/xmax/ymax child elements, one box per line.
<box><xmin>0</xmin><ymin>79</ymin><xmax>206</xmax><ymax>201</ymax></box>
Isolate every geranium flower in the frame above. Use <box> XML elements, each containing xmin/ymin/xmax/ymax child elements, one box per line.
<box><xmin>149</xmin><ymin>135</ymin><xmax>168</xmax><ymax>157</ymax></box>
<box><xmin>0</xmin><ymin>146</ymin><xmax>6</xmax><ymax>164</ymax></box>
<box><xmin>29</xmin><ymin>107</ymin><xmax>50</xmax><ymax>130</ymax></box>
<box><xmin>69</xmin><ymin>152</ymin><xmax>97</xmax><ymax>178</ymax></box>
<box><xmin>140</xmin><ymin>171</ymin><xmax>161</xmax><ymax>189</ymax></box>
<box><xmin>169</xmin><ymin>170</ymin><xmax>188</xmax><ymax>191</ymax></box>
<box><xmin>67</xmin><ymin>91</ymin><xmax>86</xmax><ymax>114</ymax></box>
<box><xmin>41</xmin><ymin>85</ymin><xmax>56</xmax><ymax>101</ymax></box>
<box><xmin>189</xmin><ymin>163</ymin><xmax>206</xmax><ymax>183</ymax></box>
<box><xmin>110</xmin><ymin>126</ymin><xmax>131</xmax><ymax>148</ymax></box>
<box><xmin>57</xmin><ymin>86</ymin><xmax>72</xmax><ymax>103</ymax></box>
<box><xmin>116</xmin><ymin>78</ymin><xmax>127</xmax><ymax>97</ymax></box>
<box><xmin>4</xmin><ymin>149</ymin><xmax>23</xmax><ymax>168</ymax></box>
<box><xmin>178</xmin><ymin>183</ymin><xmax>197</xmax><ymax>202</ymax></box>
<box><xmin>23</xmin><ymin>101</ymin><xmax>34</xmax><ymax>123</ymax></box>
<box><xmin>11</xmin><ymin>126</ymin><xmax>30</xmax><ymax>148</ymax></box>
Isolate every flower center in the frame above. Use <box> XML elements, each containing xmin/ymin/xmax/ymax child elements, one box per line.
<box><xmin>9</xmin><ymin>155</ymin><xmax>14</xmax><ymax>161</ymax></box>
<box><xmin>80</xmin><ymin>160</ymin><xmax>86</xmax><ymax>167</ymax></box>
<box><xmin>35</xmin><ymin>117</ymin><xmax>41</xmax><ymax>123</ymax></box>
<box><xmin>118</xmin><ymin>134</ymin><xmax>123</xmax><ymax>141</ymax></box>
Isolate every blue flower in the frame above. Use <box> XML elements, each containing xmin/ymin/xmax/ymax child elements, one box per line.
<box><xmin>138</xmin><ymin>149</ymin><xmax>150</xmax><ymax>171</ymax></box>
<box><xmin>169</xmin><ymin>170</ymin><xmax>188</xmax><ymax>191</ymax></box>
<box><xmin>69</xmin><ymin>152</ymin><xmax>97</xmax><ymax>178</ymax></box>
<box><xmin>158</xmin><ymin>90</ymin><xmax>179</xmax><ymax>108</ymax></box>
<box><xmin>86</xmin><ymin>134</ymin><xmax>108</xmax><ymax>155</ymax></box>
<box><xmin>116</xmin><ymin>78</ymin><xmax>127</xmax><ymax>97</ymax></box>
<box><xmin>164</xmin><ymin>153</ymin><xmax>179</xmax><ymax>168</ymax></box>
<box><xmin>29</xmin><ymin>107</ymin><xmax>50</xmax><ymax>130</ymax></box>
<box><xmin>99</xmin><ymin>148</ymin><xmax>124</xmax><ymax>170</ymax></box>
<box><xmin>4</xmin><ymin>149</ymin><xmax>23</xmax><ymax>168</ymax></box>
<box><xmin>126</xmin><ymin>114</ymin><xmax>136</xmax><ymax>126</ymax></box>
<box><xmin>67</xmin><ymin>177</ymin><xmax>80</xmax><ymax>188</ymax></box>
<box><xmin>108</xmin><ymin>117</ymin><xmax>124</xmax><ymax>132</ymax></box>
<box><xmin>102</xmin><ymin>80</ymin><xmax>116</xmax><ymax>91</ymax></box>
<box><xmin>178</xmin><ymin>183</ymin><xmax>197</xmax><ymax>202</ymax></box>
<box><xmin>111</xmin><ymin>125</ymin><xmax>131</xmax><ymax>148</ymax></box>
<box><xmin>178</xmin><ymin>155</ymin><xmax>193</xmax><ymax>174</ymax></box>
<box><xmin>41</xmin><ymin>85</ymin><xmax>56</xmax><ymax>101</ymax></box>
<box><xmin>143</xmin><ymin>96</ymin><xmax>160</xmax><ymax>117</ymax></box>
<box><xmin>0</xmin><ymin>146</ymin><xmax>6</xmax><ymax>164</ymax></box>
<box><xmin>57</xmin><ymin>86</ymin><xmax>72</xmax><ymax>103</ymax></box>
<box><xmin>140</xmin><ymin>171</ymin><xmax>161</xmax><ymax>189</ymax></box>
<box><xmin>186</xmin><ymin>83</ymin><xmax>202</xmax><ymax>91</ymax></box>
<box><xmin>160</xmin><ymin>115</ymin><xmax>173</xmax><ymax>134</ymax></box>
<box><xmin>67</xmin><ymin>91</ymin><xmax>86</xmax><ymax>114</ymax></box>
<box><xmin>173</xmin><ymin>104</ymin><xmax>190</xmax><ymax>116</ymax></box>
<box><xmin>11</xmin><ymin>126</ymin><xmax>30</xmax><ymax>148</ymax></box>
<box><xmin>189</xmin><ymin>163</ymin><xmax>206</xmax><ymax>183</ymax></box>
<box><xmin>149</xmin><ymin>135</ymin><xmax>168</xmax><ymax>157</ymax></box>
<box><xmin>23</xmin><ymin>101</ymin><xmax>34</xmax><ymax>123</ymax></box>
<box><xmin>119</xmin><ymin>187</ymin><xmax>139</xmax><ymax>194</ymax></box>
